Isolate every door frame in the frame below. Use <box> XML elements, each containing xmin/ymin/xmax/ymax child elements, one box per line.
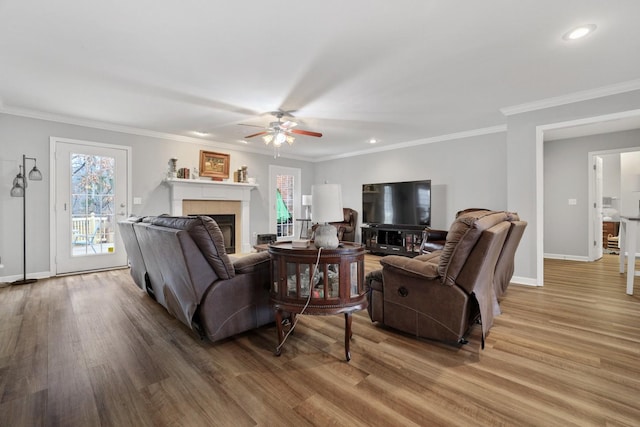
<box><xmin>49</xmin><ymin>136</ymin><xmax>132</xmax><ymax>275</ymax></box>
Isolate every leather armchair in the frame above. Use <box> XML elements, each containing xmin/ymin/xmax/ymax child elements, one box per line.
<box><xmin>420</xmin><ymin>228</ymin><xmax>448</xmax><ymax>253</ymax></box>
<box><xmin>366</xmin><ymin>210</ymin><xmax>523</xmax><ymax>346</ymax></box>
<box><xmin>312</xmin><ymin>208</ymin><xmax>358</xmax><ymax>242</ymax></box>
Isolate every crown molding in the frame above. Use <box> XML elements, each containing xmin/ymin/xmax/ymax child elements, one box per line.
<box><xmin>500</xmin><ymin>79</ymin><xmax>640</xmax><ymax>116</ymax></box>
<box><xmin>314</xmin><ymin>124</ymin><xmax>507</xmax><ymax>162</ymax></box>
<box><xmin>0</xmin><ymin>105</ymin><xmax>314</xmax><ymax>162</ymax></box>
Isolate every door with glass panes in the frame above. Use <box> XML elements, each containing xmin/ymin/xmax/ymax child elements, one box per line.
<box><xmin>269</xmin><ymin>165</ymin><xmax>301</xmax><ymax>240</ymax></box>
<box><xmin>53</xmin><ymin>138</ymin><xmax>129</xmax><ymax>274</ymax></box>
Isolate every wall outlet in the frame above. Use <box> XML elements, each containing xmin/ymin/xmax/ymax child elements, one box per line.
<box><xmin>568</xmin><ymin>198</ymin><xmax>577</xmax><ymax>205</ymax></box>
<box><xmin>133</xmin><ymin>197</ymin><xmax>142</xmax><ymax>205</ymax></box>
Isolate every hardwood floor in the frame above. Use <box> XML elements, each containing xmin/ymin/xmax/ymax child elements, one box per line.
<box><xmin>0</xmin><ymin>254</ymin><xmax>638</xmax><ymax>426</ymax></box>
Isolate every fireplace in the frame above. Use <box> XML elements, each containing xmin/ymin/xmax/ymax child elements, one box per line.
<box><xmin>204</xmin><ymin>214</ymin><xmax>235</xmax><ymax>254</ymax></box>
<box><xmin>164</xmin><ymin>179</ymin><xmax>257</xmax><ymax>253</ymax></box>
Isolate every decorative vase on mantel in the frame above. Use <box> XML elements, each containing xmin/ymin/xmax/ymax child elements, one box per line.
<box><xmin>168</xmin><ymin>158</ymin><xmax>178</xmax><ymax>178</ymax></box>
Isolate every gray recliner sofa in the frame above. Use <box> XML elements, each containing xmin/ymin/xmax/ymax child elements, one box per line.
<box><xmin>118</xmin><ymin>215</ymin><xmax>274</xmax><ymax>342</ymax></box>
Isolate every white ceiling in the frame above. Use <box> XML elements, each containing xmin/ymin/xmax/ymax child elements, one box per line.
<box><xmin>2</xmin><ymin>1</ymin><xmax>640</xmax><ymax>160</ymax></box>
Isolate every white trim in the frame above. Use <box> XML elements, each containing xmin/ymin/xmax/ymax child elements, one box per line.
<box><xmin>535</xmin><ymin>126</ymin><xmax>545</xmax><ymax>286</ymax></box>
<box><xmin>315</xmin><ymin>125</ymin><xmax>507</xmax><ymax>162</ymax></box>
<box><xmin>1</xmin><ymin>105</ymin><xmax>311</xmax><ymax>162</ymax></box>
<box><xmin>501</xmin><ymin>79</ymin><xmax>640</xmax><ymax>116</ymax></box>
<box><xmin>0</xmin><ymin>270</ymin><xmax>52</xmax><ymax>283</ymax></box>
<box><xmin>543</xmin><ymin>253</ymin><xmax>591</xmax><ymax>262</ymax></box>
<box><xmin>538</xmin><ymin>109</ymin><xmax>640</xmax><ymax>134</ymax></box>
<box><xmin>510</xmin><ymin>276</ymin><xmax>540</xmax><ymax>287</ymax></box>
<box><xmin>1</xmin><ymin>104</ymin><xmax>506</xmax><ymax>163</ymax></box>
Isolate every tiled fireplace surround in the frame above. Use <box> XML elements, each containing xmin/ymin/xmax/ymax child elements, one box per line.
<box><xmin>165</xmin><ymin>179</ymin><xmax>257</xmax><ymax>253</ymax></box>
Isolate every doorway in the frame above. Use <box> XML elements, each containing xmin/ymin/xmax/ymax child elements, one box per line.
<box><xmin>268</xmin><ymin>165</ymin><xmax>301</xmax><ymax>240</ymax></box>
<box><xmin>51</xmin><ymin>137</ymin><xmax>131</xmax><ymax>274</ymax></box>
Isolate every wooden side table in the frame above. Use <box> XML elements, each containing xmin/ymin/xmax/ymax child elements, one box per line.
<box><xmin>268</xmin><ymin>241</ymin><xmax>367</xmax><ymax>361</ymax></box>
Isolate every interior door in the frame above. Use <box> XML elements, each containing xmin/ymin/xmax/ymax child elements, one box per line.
<box><xmin>53</xmin><ymin>138</ymin><xmax>130</xmax><ymax>274</ymax></box>
<box><xmin>592</xmin><ymin>155</ymin><xmax>604</xmax><ymax>260</ymax></box>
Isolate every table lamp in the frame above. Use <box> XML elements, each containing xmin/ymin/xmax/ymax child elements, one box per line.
<box><xmin>312</xmin><ymin>184</ymin><xmax>343</xmax><ymax>249</ymax></box>
<box><xmin>302</xmin><ymin>194</ymin><xmax>312</xmax><ymax>220</ymax></box>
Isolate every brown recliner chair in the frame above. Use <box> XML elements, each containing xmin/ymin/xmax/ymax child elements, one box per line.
<box><xmin>366</xmin><ymin>210</ymin><xmax>517</xmax><ymax>346</ymax></box>
<box><xmin>312</xmin><ymin>208</ymin><xmax>358</xmax><ymax>242</ymax></box>
<box><xmin>449</xmin><ymin>208</ymin><xmax>528</xmax><ymax>300</ymax></box>
<box><xmin>420</xmin><ymin>228</ymin><xmax>448</xmax><ymax>253</ymax></box>
<box><xmin>494</xmin><ymin>218</ymin><xmax>527</xmax><ymax>300</ymax></box>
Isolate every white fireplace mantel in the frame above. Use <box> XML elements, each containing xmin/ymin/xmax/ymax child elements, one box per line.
<box><xmin>164</xmin><ymin>178</ymin><xmax>258</xmax><ymax>253</ymax></box>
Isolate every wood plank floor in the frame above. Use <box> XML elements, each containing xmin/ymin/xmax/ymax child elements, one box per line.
<box><xmin>0</xmin><ymin>254</ymin><xmax>638</xmax><ymax>426</ymax></box>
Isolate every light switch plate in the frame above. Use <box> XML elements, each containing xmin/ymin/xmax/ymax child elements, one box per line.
<box><xmin>133</xmin><ymin>197</ymin><xmax>142</xmax><ymax>205</ymax></box>
<box><xmin>568</xmin><ymin>198</ymin><xmax>577</xmax><ymax>205</ymax></box>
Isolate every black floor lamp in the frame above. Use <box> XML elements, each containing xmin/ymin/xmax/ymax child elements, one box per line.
<box><xmin>10</xmin><ymin>154</ymin><xmax>43</xmax><ymax>285</ymax></box>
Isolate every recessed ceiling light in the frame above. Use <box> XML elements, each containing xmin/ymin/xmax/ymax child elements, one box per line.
<box><xmin>193</xmin><ymin>131</ymin><xmax>209</xmax><ymax>137</ymax></box>
<box><xmin>369</xmin><ymin>138</ymin><xmax>377</xmax><ymax>144</ymax></box>
<box><xmin>562</xmin><ymin>24</ymin><xmax>597</xmax><ymax>41</ymax></box>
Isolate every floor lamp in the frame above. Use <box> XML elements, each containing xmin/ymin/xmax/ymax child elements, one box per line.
<box><xmin>10</xmin><ymin>155</ymin><xmax>43</xmax><ymax>285</ymax></box>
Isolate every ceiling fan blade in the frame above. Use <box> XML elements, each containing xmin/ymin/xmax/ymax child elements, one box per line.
<box><xmin>238</xmin><ymin>123</ymin><xmax>264</xmax><ymax>128</ymax></box>
<box><xmin>281</xmin><ymin>120</ymin><xmax>298</xmax><ymax>129</ymax></box>
<box><xmin>244</xmin><ymin>131</ymin><xmax>270</xmax><ymax>139</ymax></box>
<box><xmin>291</xmin><ymin>129</ymin><xmax>323</xmax><ymax>137</ymax></box>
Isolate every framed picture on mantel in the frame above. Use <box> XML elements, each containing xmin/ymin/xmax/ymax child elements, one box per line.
<box><xmin>199</xmin><ymin>150</ymin><xmax>230</xmax><ymax>180</ymax></box>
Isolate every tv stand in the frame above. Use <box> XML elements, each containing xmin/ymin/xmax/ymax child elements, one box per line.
<box><xmin>361</xmin><ymin>225</ymin><xmax>425</xmax><ymax>257</ymax></box>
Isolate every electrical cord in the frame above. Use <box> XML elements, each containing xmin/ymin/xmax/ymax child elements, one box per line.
<box><xmin>276</xmin><ymin>247</ymin><xmax>323</xmax><ymax>353</ymax></box>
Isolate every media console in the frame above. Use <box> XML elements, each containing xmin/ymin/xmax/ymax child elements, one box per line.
<box><xmin>361</xmin><ymin>225</ymin><xmax>425</xmax><ymax>257</ymax></box>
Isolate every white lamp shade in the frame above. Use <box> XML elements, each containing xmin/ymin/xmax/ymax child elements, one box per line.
<box><xmin>312</xmin><ymin>184</ymin><xmax>343</xmax><ymax>223</ymax></box>
<box><xmin>302</xmin><ymin>194</ymin><xmax>312</xmax><ymax>206</ymax></box>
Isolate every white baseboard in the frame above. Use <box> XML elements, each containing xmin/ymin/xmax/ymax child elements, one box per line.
<box><xmin>544</xmin><ymin>253</ymin><xmax>591</xmax><ymax>262</ymax></box>
<box><xmin>0</xmin><ymin>270</ymin><xmax>52</xmax><ymax>284</ymax></box>
<box><xmin>510</xmin><ymin>276</ymin><xmax>540</xmax><ymax>287</ymax></box>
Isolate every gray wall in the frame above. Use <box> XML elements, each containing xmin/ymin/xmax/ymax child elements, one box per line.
<box><xmin>543</xmin><ymin>129</ymin><xmax>640</xmax><ymax>258</ymax></box>
<box><xmin>315</xmin><ymin>132</ymin><xmax>508</xmax><ymax>234</ymax></box>
<box><xmin>0</xmin><ymin>113</ymin><xmax>314</xmax><ymax>279</ymax></box>
<box><xmin>3</xmin><ymin>88</ymin><xmax>640</xmax><ymax>284</ymax></box>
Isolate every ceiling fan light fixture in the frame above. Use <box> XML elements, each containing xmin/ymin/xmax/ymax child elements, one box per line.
<box><xmin>263</xmin><ymin>134</ymin><xmax>274</xmax><ymax>145</ymax></box>
<box><xmin>275</xmin><ymin>131</ymin><xmax>286</xmax><ymax>146</ymax></box>
<box><xmin>286</xmin><ymin>135</ymin><xmax>295</xmax><ymax>145</ymax></box>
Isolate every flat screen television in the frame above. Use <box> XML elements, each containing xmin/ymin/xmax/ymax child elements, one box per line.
<box><xmin>362</xmin><ymin>180</ymin><xmax>431</xmax><ymax>227</ymax></box>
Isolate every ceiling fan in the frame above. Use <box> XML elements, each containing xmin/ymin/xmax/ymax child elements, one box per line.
<box><xmin>241</xmin><ymin>111</ymin><xmax>322</xmax><ymax>149</ymax></box>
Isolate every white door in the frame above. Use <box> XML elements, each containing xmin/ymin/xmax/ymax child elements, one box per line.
<box><xmin>591</xmin><ymin>155</ymin><xmax>604</xmax><ymax>261</ymax></box>
<box><xmin>52</xmin><ymin>138</ymin><xmax>130</xmax><ymax>274</ymax></box>
<box><xmin>269</xmin><ymin>165</ymin><xmax>301</xmax><ymax>240</ymax></box>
